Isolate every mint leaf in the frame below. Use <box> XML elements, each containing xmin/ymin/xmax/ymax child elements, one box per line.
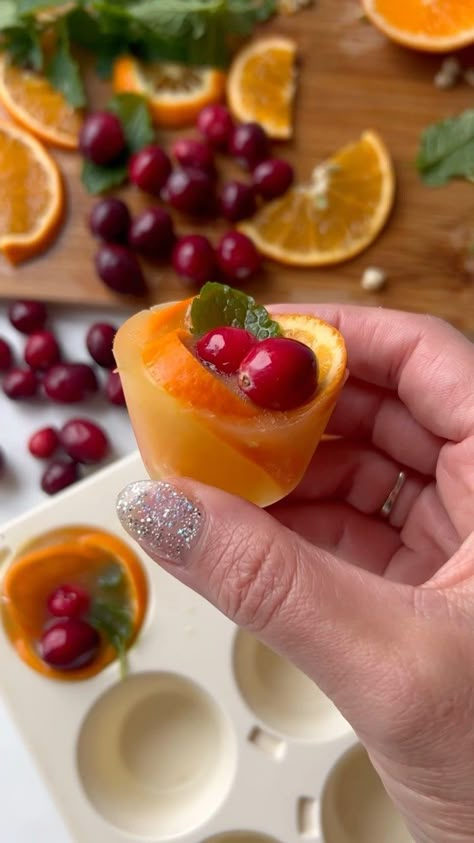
<box><xmin>107</xmin><ymin>93</ymin><xmax>154</xmax><ymax>153</ymax></box>
<box><xmin>97</xmin><ymin>562</ymin><xmax>126</xmax><ymax>591</ymax></box>
<box><xmin>2</xmin><ymin>24</ymin><xmax>43</xmax><ymax>71</ymax></box>
<box><xmin>417</xmin><ymin>110</ymin><xmax>474</xmax><ymax>186</ymax></box>
<box><xmin>45</xmin><ymin>19</ymin><xmax>86</xmax><ymax>107</ymax></box>
<box><xmin>190</xmin><ymin>282</ymin><xmax>282</xmax><ymax>340</ymax></box>
<box><xmin>81</xmin><ymin>159</ymin><xmax>128</xmax><ymax>195</ymax></box>
<box><xmin>89</xmin><ymin>599</ymin><xmax>133</xmax><ymax>679</ymax></box>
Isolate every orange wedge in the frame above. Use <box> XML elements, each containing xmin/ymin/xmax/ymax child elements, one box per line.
<box><xmin>113</xmin><ymin>56</ymin><xmax>226</xmax><ymax>128</ymax></box>
<box><xmin>0</xmin><ymin>55</ymin><xmax>82</xmax><ymax>149</ymax></box>
<box><xmin>226</xmin><ymin>35</ymin><xmax>297</xmax><ymax>139</ymax></box>
<box><xmin>0</xmin><ymin>120</ymin><xmax>64</xmax><ymax>265</ymax></box>
<box><xmin>362</xmin><ymin>0</ymin><xmax>474</xmax><ymax>52</ymax></box>
<box><xmin>239</xmin><ymin>130</ymin><xmax>395</xmax><ymax>266</ymax></box>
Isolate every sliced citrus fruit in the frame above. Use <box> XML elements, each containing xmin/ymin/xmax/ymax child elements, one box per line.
<box><xmin>239</xmin><ymin>130</ymin><xmax>395</xmax><ymax>266</ymax></box>
<box><xmin>0</xmin><ymin>55</ymin><xmax>82</xmax><ymax>150</ymax></box>
<box><xmin>362</xmin><ymin>0</ymin><xmax>474</xmax><ymax>52</ymax></box>
<box><xmin>0</xmin><ymin>120</ymin><xmax>64</xmax><ymax>265</ymax></box>
<box><xmin>226</xmin><ymin>35</ymin><xmax>297</xmax><ymax>139</ymax></box>
<box><xmin>113</xmin><ymin>56</ymin><xmax>226</xmax><ymax>128</ymax></box>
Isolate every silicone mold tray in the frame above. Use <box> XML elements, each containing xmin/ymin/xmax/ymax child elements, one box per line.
<box><xmin>0</xmin><ymin>452</ymin><xmax>413</xmax><ymax>843</ymax></box>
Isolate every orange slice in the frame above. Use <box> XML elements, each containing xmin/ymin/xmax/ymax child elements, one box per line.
<box><xmin>113</xmin><ymin>56</ymin><xmax>226</xmax><ymax>129</ymax></box>
<box><xmin>0</xmin><ymin>120</ymin><xmax>64</xmax><ymax>265</ymax></box>
<box><xmin>226</xmin><ymin>35</ymin><xmax>297</xmax><ymax>139</ymax></box>
<box><xmin>239</xmin><ymin>130</ymin><xmax>395</xmax><ymax>266</ymax></box>
<box><xmin>362</xmin><ymin>0</ymin><xmax>474</xmax><ymax>52</ymax></box>
<box><xmin>0</xmin><ymin>55</ymin><xmax>82</xmax><ymax>149</ymax></box>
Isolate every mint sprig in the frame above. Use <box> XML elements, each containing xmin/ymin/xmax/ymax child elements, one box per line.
<box><xmin>190</xmin><ymin>282</ymin><xmax>282</xmax><ymax>340</ymax></box>
<box><xmin>417</xmin><ymin>109</ymin><xmax>474</xmax><ymax>186</ymax></box>
<box><xmin>89</xmin><ymin>561</ymin><xmax>133</xmax><ymax>678</ymax></box>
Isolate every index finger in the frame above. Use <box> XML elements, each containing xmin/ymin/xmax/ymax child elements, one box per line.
<box><xmin>271</xmin><ymin>303</ymin><xmax>474</xmax><ymax>442</ymax></box>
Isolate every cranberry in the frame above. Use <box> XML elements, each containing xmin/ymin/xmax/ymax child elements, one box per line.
<box><xmin>238</xmin><ymin>337</ymin><xmax>318</xmax><ymax>411</ymax></box>
<box><xmin>28</xmin><ymin>426</ymin><xmax>59</xmax><ymax>459</ymax></box>
<box><xmin>0</xmin><ymin>337</ymin><xmax>13</xmax><ymax>371</ymax></box>
<box><xmin>86</xmin><ymin>322</ymin><xmax>116</xmax><ymax>369</ymax></box>
<box><xmin>79</xmin><ymin>111</ymin><xmax>125</xmax><ymax>165</ymax></box>
<box><xmin>43</xmin><ymin>363</ymin><xmax>97</xmax><ymax>403</ymax></box>
<box><xmin>24</xmin><ymin>330</ymin><xmax>60</xmax><ymax>370</ymax></box>
<box><xmin>95</xmin><ymin>244</ymin><xmax>146</xmax><ymax>296</ymax></box>
<box><xmin>172</xmin><ymin>235</ymin><xmax>216</xmax><ymax>286</ymax></box>
<box><xmin>129</xmin><ymin>144</ymin><xmax>171</xmax><ymax>195</ymax></box>
<box><xmin>253</xmin><ymin>158</ymin><xmax>294</xmax><ymax>199</ymax></box>
<box><xmin>8</xmin><ymin>300</ymin><xmax>47</xmax><ymax>334</ymax></box>
<box><xmin>229</xmin><ymin>122</ymin><xmax>269</xmax><ymax>170</ymax></box>
<box><xmin>3</xmin><ymin>367</ymin><xmax>38</xmax><ymax>399</ymax></box>
<box><xmin>197</xmin><ymin>104</ymin><xmax>234</xmax><ymax>149</ymax></box>
<box><xmin>216</xmin><ymin>230</ymin><xmax>261</xmax><ymax>281</ymax></box>
<box><xmin>60</xmin><ymin>418</ymin><xmax>109</xmax><ymax>464</ymax></box>
<box><xmin>41</xmin><ymin>459</ymin><xmax>79</xmax><ymax>495</ymax></box>
<box><xmin>39</xmin><ymin>618</ymin><xmax>99</xmax><ymax>669</ymax></box>
<box><xmin>105</xmin><ymin>370</ymin><xmax>126</xmax><ymax>406</ymax></box>
<box><xmin>128</xmin><ymin>207</ymin><xmax>175</xmax><ymax>258</ymax></box>
<box><xmin>172</xmin><ymin>137</ymin><xmax>215</xmax><ymax>174</ymax></box>
<box><xmin>89</xmin><ymin>198</ymin><xmax>131</xmax><ymax>243</ymax></box>
<box><xmin>162</xmin><ymin>168</ymin><xmax>215</xmax><ymax>216</ymax></box>
<box><xmin>196</xmin><ymin>327</ymin><xmax>257</xmax><ymax>375</ymax></box>
<box><xmin>47</xmin><ymin>584</ymin><xmax>90</xmax><ymax>619</ymax></box>
<box><xmin>218</xmin><ymin>180</ymin><xmax>256</xmax><ymax>222</ymax></box>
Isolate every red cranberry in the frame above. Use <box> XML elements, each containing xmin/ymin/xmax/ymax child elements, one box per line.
<box><xmin>79</xmin><ymin>111</ymin><xmax>125</xmax><ymax>165</ymax></box>
<box><xmin>89</xmin><ymin>198</ymin><xmax>131</xmax><ymax>243</ymax></box>
<box><xmin>238</xmin><ymin>337</ymin><xmax>318</xmax><ymax>411</ymax></box>
<box><xmin>8</xmin><ymin>300</ymin><xmax>47</xmax><ymax>334</ymax></box>
<box><xmin>162</xmin><ymin>168</ymin><xmax>215</xmax><ymax>216</ymax></box>
<box><xmin>105</xmin><ymin>370</ymin><xmax>126</xmax><ymax>406</ymax></box>
<box><xmin>172</xmin><ymin>235</ymin><xmax>216</xmax><ymax>286</ymax></box>
<box><xmin>86</xmin><ymin>322</ymin><xmax>116</xmax><ymax>369</ymax></box>
<box><xmin>0</xmin><ymin>337</ymin><xmax>13</xmax><ymax>371</ymax></box>
<box><xmin>197</xmin><ymin>104</ymin><xmax>234</xmax><ymax>149</ymax></box>
<box><xmin>216</xmin><ymin>230</ymin><xmax>261</xmax><ymax>281</ymax></box>
<box><xmin>196</xmin><ymin>327</ymin><xmax>257</xmax><ymax>375</ymax></box>
<box><xmin>60</xmin><ymin>418</ymin><xmax>109</xmax><ymax>464</ymax></box>
<box><xmin>28</xmin><ymin>426</ymin><xmax>59</xmax><ymax>459</ymax></box>
<box><xmin>47</xmin><ymin>584</ymin><xmax>90</xmax><ymax>619</ymax></box>
<box><xmin>229</xmin><ymin>122</ymin><xmax>269</xmax><ymax>170</ymax></box>
<box><xmin>129</xmin><ymin>144</ymin><xmax>172</xmax><ymax>195</ymax></box>
<box><xmin>95</xmin><ymin>244</ymin><xmax>146</xmax><ymax>296</ymax></box>
<box><xmin>218</xmin><ymin>180</ymin><xmax>256</xmax><ymax>222</ymax></box>
<box><xmin>128</xmin><ymin>207</ymin><xmax>175</xmax><ymax>258</ymax></box>
<box><xmin>171</xmin><ymin>137</ymin><xmax>215</xmax><ymax>174</ymax></box>
<box><xmin>3</xmin><ymin>367</ymin><xmax>38</xmax><ymax>399</ymax></box>
<box><xmin>39</xmin><ymin>618</ymin><xmax>99</xmax><ymax>669</ymax></box>
<box><xmin>24</xmin><ymin>330</ymin><xmax>60</xmax><ymax>370</ymax></box>
<box><xmin>41</xmin><ymin>459</ymin><xmax>79</xmax><ymax>495</ymax></box>
<box><xmin>253</xmin><ymin>158</ymin><xmax>294</xmax><ymax>199</ymax></box>
<box><xmin>43</xmin><ymin>363</ymin><xmax>97</xmax><ymax>403</ymax></box>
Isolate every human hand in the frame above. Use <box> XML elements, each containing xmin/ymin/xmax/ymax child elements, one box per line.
<box><xmin>117</xmin><ymin>305</ymin><xmax>474</xmax><ymax>843</ymax></box>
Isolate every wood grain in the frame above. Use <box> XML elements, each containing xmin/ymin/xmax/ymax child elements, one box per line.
<box><xmin>0</xmin><ymin>0</ymin><xmax>473</xmax><ymax>332</ymax></box>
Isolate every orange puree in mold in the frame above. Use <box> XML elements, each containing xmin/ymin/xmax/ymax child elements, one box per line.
<box><xmin>1</xmin><ymin>527</ymin><xmax>147</xmax><ymax>681</ymax></box>
<box><xmin>114</xmin><ymin>298</ymin><xmax>347</xmax><ymax>507</ymax></box>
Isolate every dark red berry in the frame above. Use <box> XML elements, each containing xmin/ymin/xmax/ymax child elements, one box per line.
<box><xmin>171</xmin><ymin>137</ymin><xmax>215</xmax><ymax>174</ymax></box>
<box><xmin>86</xmin><ymin>322</ymin><xmax>116</xmax><ymax>369</ymax></box>
<box><xmin>79</xmin><ymin>111</ymin><xmax>125</xmax><ymax>166</ymax></box>
<box><xmin>89</xmin><ymin>198</ymin><xmax>131</xmax><ymax>243</ymax></box>
<box><xmin>162</xmin><ymin>168</ymin><xmax>215</xmax><ymax>216</ymax></box>
<box><xmin>105</xmin><ymin>370</ymin><xmax>126</xmax><ymax>406</ymax></box>
<box><xmin>28</xmin><ymin>427</ymin><xmax>59</xmax><ymax>459</ymax></box>
<box><xmin>129</xmin><ymin>145</ymin><xmax>172</xmax><ymax>195</ymax></box>
<box><xmin>8</xmin><ymin>300</ymin><xmax>47</xmax><ymax>334</ymax></box>
<box><xmin>128</xmin><ymin>207</ymin><xmax>175</xmax><ymax>258</ymax></box>
<box><xmin>43</xmin><ymin>363</ymin><xmax>97</xmax><ymax>403</ymax></box>
<box><xmin>41</xmin><ymin>459</ymin><xmax>79</xmax><ymax>495</ymax></box>
<box><xmin>3</xmin><ymin>367</ymin><xmax>38</xmax><ymax>399</ymax></box>
<box><xmin>24</xmin><ymin>330</ymin><xmax>60</xmax><ymax>370</ymax></box>
<box><xmin>39</xmin><ymin>618</ymin><xmax>99</xmax><ymax>669</ymax></box>
<box><xmin>229</xmin><ymin>122</ymin><xmax>269</xmax><ymax>170</ymax></box>
<box><xmin>196</xmin><ymin>327</ymin><xmax>257</xmax><ymax>375</ymax></box>
<box><xmin>218</xmin><ymin>180</ymin><xmax>256</xmax><ymax>222</ymax></box>
<box><xmin>95</xmin><ymin>244</ymin><xmax>146</xmax><ymax>296</ymax></box>
<box><xmin>0</xmin><ymin>337</ymin><xmax>13</xmax><ymax>371</ymax></box>
<box><xmin>172</xmin><ymin>235</ymin><xmax>216</xmax><ymax>286</ymax></box>
<box><xmin>197</xmin><ymin>104</ymin><xmax>234</xmax><ymax>149</ymax></box>
<box><xmin>47</xmin><ymin>584</ymin><xmax>90</xmax><ymax>619</ymax></box>
<box><xmin>60</xmin><ymin>418</ymin><xmax>109</xmax><ymax>464</ymax></box>
<box><xmin>253</xmin><ymin>158</ymin><xmax>294</xmax><ymax>199</ymax></box>
<box><xmin>238</xmin><ymin>337</ymin><xmax>318</xmax><ymax>411</ymax></box>
<box><xmin>216</xmin><ymin>230</ymin><xmax>261</xmax><ymax>281</ymax></box>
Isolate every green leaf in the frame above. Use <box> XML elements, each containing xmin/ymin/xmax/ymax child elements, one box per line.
<box><xmin>97</xmin><ymin>562</ymin><xmax>126</xmax><ymax>591</ymax></box>
<box><xmin>45</xmin><ymin>19</ymin><xmax>86</xmax><ymax>107</ymax></box>
<box><xmin>0</xmin><ymin>2</ymin><xmax>18</xmax><ymax>29</ymax></box>
<box><xmin>17</xmin><ymin>0</ymin><xmax>67</xmax><ymax>12</ymax></box>
<box><xmin>190</xmin><ymin>282</ymin><xmax>282</xmax><ymax>340</ymax></box>
<box><xmin>89</xmin><ymin>599</ymin><xmax>133</xmax><ymax>678</ymax></box>
<box><xmin>81</xmin><ymin>159</ymin><xmax>128</xmax><ymax>195</ymax></box>
<box><xmin>2</xmin><ymin>24</ymin><xmax>43</xmax><ymax>71</ymax></box>
<box><xmin>107</xmin><ymin>92</ymin><xmax>154</xmax><ymax>152</ymax></box>
<box><xmin>417</xmin><ymin>109</ymin><xmax>474</xmax><ymax>186</ymax></box>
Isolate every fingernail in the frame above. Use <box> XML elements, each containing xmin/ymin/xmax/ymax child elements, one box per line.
<box><xmin>116</xmin><ymin>480</ymin><xmax>203</xmax><ymax>564</ymax></box>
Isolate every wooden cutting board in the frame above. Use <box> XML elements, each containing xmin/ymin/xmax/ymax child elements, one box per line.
<box><xmin>0</xmin><ymin>0</ymin><xmax>473</xmax><ymax>332</ymax></box>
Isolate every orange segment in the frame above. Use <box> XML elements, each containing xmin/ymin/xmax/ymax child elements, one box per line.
<box><xmin>226</xmin><ymin>36</ymin><xmax>297</xmax><ymax>139</ymax></box>
<box><xmin>0</xmin><ymin>120</ymin><xmax>64</xmax><ymax>264</ymax></box>
<box><xmin>239</xmin><ymin>130</ymin><xmax>395</xmax><ymax>266</ymax></box>
<box><xmin>0</xmin><ymin>55</ymin><xmax>82</xmax><ymax>149</ymax></box>
<box><xmin>113</xmin><ymin>56</ymin><xmax>226</xmax><ymax>128</ymax></box>
<box><xmin>362</xmin><ymin>0</ymin><xmax>474</xmax><ymax>51</ymax></box>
